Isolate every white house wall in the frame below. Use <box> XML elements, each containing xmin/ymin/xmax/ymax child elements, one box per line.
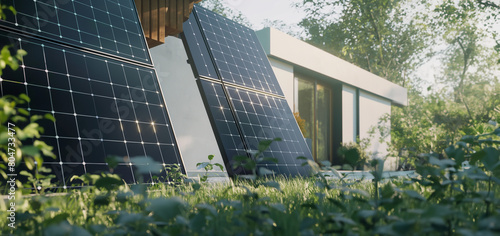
<box><xmin>342</xmin><ymin>85</ymin><xmax>357</xmax><ymax>144</ymax></box>
<box><xmin>269</xmin><ymin>58</ymin><xmax>294</xmax><ymax>111</ymax></box>
<box><xmin>150</xmin><ymin>36</ymin><xmax>228</xmax><ymax>179</ymax></box>
<box><xmin>359</xmin><ymin>91</ymin><xmax>391</xmax><ymax>160</ymax></box>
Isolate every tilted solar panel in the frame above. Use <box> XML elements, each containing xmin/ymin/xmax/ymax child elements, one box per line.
<box><xmin>182</xmin><ymin>6</ymin><xmax>312</xmax><ymax>177</ymax></box>
<box><xmin>0</xmin><ymin>0</ymin><xmax>150</xmax><ymax>64</ymax></box>
<box><xmin>0</xmin><ymin>0</ymin><xmax>184</xmax><ymax>188</ymax></box>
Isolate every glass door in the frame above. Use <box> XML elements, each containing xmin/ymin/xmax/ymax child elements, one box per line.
<box><xmin>316</xmin><ymin>84</ymin><xmax>332</xmax><ymax>162</ymax></box>
<box><xmin>297</xmin><ymin>76</ymin><xmax>332</xmax><ymax>163</ymax></box>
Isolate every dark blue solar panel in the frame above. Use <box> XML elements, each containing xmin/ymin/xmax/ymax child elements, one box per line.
<box><xmin>226</xmin><ymin>86</ymin><xmax>312</xmax><ymax>176</ymax></box>
<box><xmin>191</xmin><ymin>6</ymin><xmax>283</xmax><ymax>96</ymax></box>
<box><xmin>182</xmin><ymin>13</ymin><xmax>218</xmax><ymax>79</ymax></box>
<box><xmin>0</xmin><ymin>0</ymin><xmax>184</xmax><ymax>187</ymax></box>
<box><xmin>199</xmin><ymin>80</ymin><xmax>250</xmax><ymax>176</ymax></box>
<box><xmin>0</xmin><ymin>0</ymin><xmax>150</xmax><ymax>64</ymax></box>
<box><xmin>182</xmin><ymin>6</ymin><xmax>312</xmax><ymax>177</ymax></box>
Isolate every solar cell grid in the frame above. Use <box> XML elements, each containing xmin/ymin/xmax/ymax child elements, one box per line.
<box><xmin>198</xmin><ymin>80</ymin><xmax>249</xmax><ymax>175</ymax></box>
<box><xmin>183</xmin><ymin>6</ymin><xmax>313</xmax><ymax>177</ymax></box>
<box><xmin>226</xmin><ymin>87</ymin><xmax>311</xmax><ymax>175</ymax></box>
<box><xmin>193</xmin><ymin>7</ymin><xmax>283</xmax><ymax>96</ymax></box>
<box><xmin>182</xmin><ymin>17</ymin><xmax>218</xmax><ymax>78</ymax></box>
<box><xmin>0</xmin><ymin>0</ymin><xmax>150</xmax><ymax>63</ymax></box>
<box><xmin>0</xmin><ymin>6</ymin><xmax>184</xmax><ymax>186</ymax></box>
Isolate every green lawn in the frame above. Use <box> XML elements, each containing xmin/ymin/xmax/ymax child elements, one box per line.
<box><xmin>1</xmin><ymin>166</ymin><xmax>499</xmax><ymax>236</ymax></box>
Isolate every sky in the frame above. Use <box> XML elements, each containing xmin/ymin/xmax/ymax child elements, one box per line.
<box><xmin>220</xmin><ymin>0</ymin><xmax>306</xmax><ymax>31</ymax></box>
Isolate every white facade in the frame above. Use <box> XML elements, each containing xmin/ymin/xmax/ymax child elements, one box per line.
<box><xmin>342</xmin><ymin>85</ymin><xmax>357</xmax><ymax>144</ymax></box>
<box><xmin>256</xmin><ymin>28</ymin><xmax>407</xmax><ymax>170</ymax></box>
<box><xmin>150</xmin><ymin>37</ymin><xmax>228</xmax><ymax>179</ymax></box>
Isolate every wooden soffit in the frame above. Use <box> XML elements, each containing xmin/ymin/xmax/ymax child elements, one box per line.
<box><xmin>134</xmin><ymin>0</ymin><xmax>203</xmax><ymax>48</ymax></box>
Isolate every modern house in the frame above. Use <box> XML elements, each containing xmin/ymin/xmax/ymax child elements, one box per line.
<box><xmin>0</xmin><ymin>0</ymin><xmax>406</xmax><ymax>187</ymax></box>
<box><xmin>255</xmin><ymin>28</ymin><xmax>407</xmax><ymax>170</ymax></box>
<box><xmin>151</xmin><ymin>9</ymin><xmax>407</xmax><ymax>176</ymax></box>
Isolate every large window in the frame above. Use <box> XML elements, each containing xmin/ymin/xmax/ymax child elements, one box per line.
<box><xmin>296</xmin><ymin>75</ymin><xmax>332</xmax><ymax>163</ymax></box>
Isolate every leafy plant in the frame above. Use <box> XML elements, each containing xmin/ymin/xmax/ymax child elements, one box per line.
<box><xmin>196</xmin><ymin>154</ymin><xmax>224</xmax><ymax>182</ymax></box>
<box><xmin>232</xmin><ymin>138</ymin><xmax>281</xmax><ymax>180</ymax></box>
<box><xmin>337</xmin><ymin>141</ymin><xmax>368</xmax><ymax>170</ymax></box>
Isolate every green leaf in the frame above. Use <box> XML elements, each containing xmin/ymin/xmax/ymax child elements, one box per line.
<box><xmin>370</xmin><ymin>158</ymin><xmax>385</xmax><ymax>181</ymax></box>
<box><xmin>94</xmin><ymin>175</ymin><xmax>123</xmax><ymax>191</ymax></box>
<box><xmin>43</xmin><ymin>213</ymin><xmax>69</xmax><ymax>227</ymax></box>
<box><xmin>257</xmin><ymin>138</ymin><xmax>281</xmax><ymax>152</ymax></box>
<box><xmin>299</xmin><ymin>217</ymin><xmax>316</xmax><ymax>231</ymax></box>
<box><xmin>481</xmin><ymin>147</ymin><xmax>500</xmax><ymax>171</ymax></box>
<box><xmin>381</xmin><ymin>183</ymin><xmax>395</xmax><ymax>199</ymax></box>
<box><xmin>18</xmin><ymin>93</ymin><xmax>30</xmax><ymax>103</ymax></box>
<box><xmin>357</xmin><ymin>210</ymin><xmax>377</xmax><ymax>219</ymax></box>
<box><xmin>258</xmin><ymin>167</ymin><xmax>275</xmax><ymax>176</ymax></box>
<box><xmin>21</xmin><ymin>145</ymin><xmax>40</xmax><ymax>157</ymax></box>
<box><xmin>320</xmin><ymin>160</ymin><xmax>332</xmax><ymax>167</ymax></box>
<box><xmin>200</xmin><ymin>175</ymin><xmax>208</xmax><ymax>182</ymax></box>
<box><xmin>460</xmin><ymin>135</ymin><xmax>475</xmax><ymax>144</ymax></box>
<box><xmin>205</xmin><ymin>164</ymin><xmax>213</xmax><ymax>171</ymax></box>
<box><xmin>105</xmin><ymin>156</ymin><xmax>120</xmax><ymax>169</ymax></box>
<box><xmin>429</xmin><ymin>156</ymin><xmax>455</xmax><ymax>169</ymax></box>
<box><xmin>147</xmin><ymin>197</ymin><xmax>187</xmax><ymax>222</ymax></box>
<box><xmin>208</xmin><ymin>154</ymin><xmax>214</xmax><ymax>161</ymax></box>
<box><xmin>445</xmin><ymin>145</ymin><xmax>465</xmax><ymax>166</ymax></box>
<box><xmin>327</xmin><ymin>198</ymin><xmax>347</xmax><ymax>212</ymax></box>
<box><xmin>34</xmin><ymin>140</ymin><xmax>56</xmax><ymax>159</ymax></box>
<box><xmin>44</xmin><ymin>221</ymin><xmax>92</xmax><ymax>236</ymax></box>
<box><xmin>196</xmin><ymin>203</ymin><xmax>218</xmax><ymax>216</ymax></box>
<box><xmin>259</xmin><ymin>181</ymin><xmax>281</xmax><ymax>191</ymax></box>
<box><xmin>196</xmin><ymin>162</ymin><xmax>209</xmax><ymax>169</ymax></box>
<box><xmin>347</xmin><ymin>189</ymin><xmax>370</xmax><ymax>198</ymax></box>
<box><xmin>214</xmin><ymin>163</ymin><xmax>224</xmax><ymax>171</ymax></box>
<box><xmin>404</xmin><ymin>190</ymin><xmax>426</xmax><ymax>201</ymax></box>
<box><xmin>44</xmin><ymin>113</ymin><xmax>56</xmax><ymax>122</ymax></box>
<box><xmin>260</xmin><ymin>157</ymin><xmax>278</xmax><ymax>163</ymax></box>
<box><xmin>233</xmin><ymin>155</ymin><xmax>249</xmax><ymax>162</ymax></box>
<box><xmin>8</xmin><ymin>6</ymin><xmax>17</xmax><ymax>15</ymax></box>
<box><xmin>243</xmin><ymin>160</ymin><xmax>256</xmax><ymax>171</ymax></box>
<box><xmin>116</xmin><ymin>213</ymin><xmax>149</xmax><ymax>225</ymax></box>
<box><xmin>269</xmin><ymin>203</ymin><xmax>286</xmax><ymax>213</ymax></box>
<box><xmin>130</xmin><ymin>156</ymin><xmax>163</xmax><ymax>174</ymax></box>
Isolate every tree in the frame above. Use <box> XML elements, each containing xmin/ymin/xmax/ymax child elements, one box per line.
<box><xmin>434</xmin><ymin>0</ymin><xmax>500</xmax><ymax>125</ymax></box>
<box><xmin>475</xmin><ymin>0</ymin><xmax>500</xmax><ymax>64</ymax></box>
<box><xmin>295</xmin><ymin>0</ymin><xmax>432</xmax><ymax>87</ymax></box>
<box><xmin>295</xmin><ymin>0</ymin><xmax>500</xmax><ymax>170</ymax></box>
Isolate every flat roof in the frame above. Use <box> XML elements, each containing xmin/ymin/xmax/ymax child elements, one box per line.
<box><xmin>256</xmin><ymin>28</ymin><xmax>407</xmax><ymax>106</ymax></box>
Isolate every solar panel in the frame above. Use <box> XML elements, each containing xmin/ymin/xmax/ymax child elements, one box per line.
<box><xmin>182</xmin><ymin>6</ymin><xmax>312</xmax><ymax>177</ymax></box>
<box><xmin>0</xmin><ymin>0</ymin><xmax>150</xmax><ymax>64</ymax></box>
<box><xmin>198</xmin><ymin>80</ymin><xmax>250</xmax><ymax>175</ymax></box>
<box><xmin>195</xmin><ymin>7</ymin><xmax>283</xmax><ymax>96</ymax></box>
<box><xmin>0</xmin><ymin>0</ymin><xmax>184</xmax><ymax>188</ymax></box>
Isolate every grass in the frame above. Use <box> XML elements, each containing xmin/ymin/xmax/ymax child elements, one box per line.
<box><xmin>1</xmin><ymin>173</ymin><xmax>499</xmax><ymax>236</ymax></box>
<box><xmin>1</xmin><ymin>135</ymin><xmax>500</xmax><ymax>235</ymax></box>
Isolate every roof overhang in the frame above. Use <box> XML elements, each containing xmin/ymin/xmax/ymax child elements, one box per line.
<box><xmin>256</xmin><ymin>27</ymin><xmax>407</xmax><ymax>106</ymax></box>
